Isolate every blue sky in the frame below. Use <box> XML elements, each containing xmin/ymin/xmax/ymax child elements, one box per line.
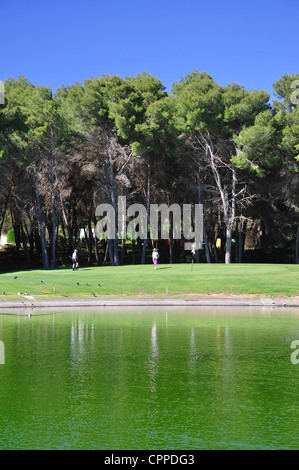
<box><xmin>1</xmin><ymin>0</ymin><xmax>298</xmax><ymax>100</ymax></box>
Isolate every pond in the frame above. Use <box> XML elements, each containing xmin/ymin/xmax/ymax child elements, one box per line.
<box><xmin>0</xmin><ymin>307</ymin><xmax>298</xmax><ymax>450</ymax></box>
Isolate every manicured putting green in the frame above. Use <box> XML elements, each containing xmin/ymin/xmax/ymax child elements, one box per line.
<box><xmin>0</xmin><ymin>263</ymin><xmax>298</xmax><ymax>300</ymax></box>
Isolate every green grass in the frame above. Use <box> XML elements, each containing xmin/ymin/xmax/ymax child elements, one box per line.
<box><xmin>0</xmin><ymin>263</ymin><xmax>299</xmax><ymax>300</ymax></box>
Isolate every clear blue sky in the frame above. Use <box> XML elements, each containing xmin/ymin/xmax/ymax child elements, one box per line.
<box><xmin>1</xmin><ymin>0</ymin><xmax>298</xmax><ymax>100</ymax></box>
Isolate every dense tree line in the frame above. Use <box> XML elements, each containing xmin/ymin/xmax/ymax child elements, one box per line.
<box><xmin>0</xmin><ymin>71</ymin><xmax>298</xmax><ymax>269</ymax></box>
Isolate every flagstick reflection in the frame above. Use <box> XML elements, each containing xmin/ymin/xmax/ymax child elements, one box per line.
<box><xmin>148</xmin><ymin>321</ymin><xmax>159</xmax><ymax>393</ymax></box>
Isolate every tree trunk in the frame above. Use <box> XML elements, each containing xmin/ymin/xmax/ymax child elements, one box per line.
<box><xmin>107</xmin><ymin>239</ymin><xmax>115</xmax><ymax>265</ymax></box>
<box><xmin>203</xmin><ymin>225</ymin><xmax>211</xmax><ymax>263</ymax></box>
<box><xmin>225</xmin><ymin>164</ymin><xmax>236</xmax><ymax>264</ymax></box>
<box><xmin>296</xmin><ymin>222</ymin><xmax>299</xmax><ymax>264</ymax></box>
<box><xmin>33</xmin><ymin>225</ymin><xmax>42</xmax><ymax>258</ymax></box>
<box><xmin>204</xmin><ymin>135</ymin><xmax>230</xmax><ymax>262</ymax></box>
<box><xmin>225</xmin><ymin>226</ymin><xmax>232</xmax><ymax>264</ymax></box>
<box><xmin>0</xmin><ymin>197</ymin><xmax>8</xmax><ymax>240</ymax></box>
<box><xmin>93</xmin><ymin>217</ymin><xmax>100</xmax><ymax>265</ymax></box>
<box><xmin>106</xmin><ymin>131</ymin><xmax>120</xmax><ymax>266</ymax></box>
<box><xmin>70</xmin><ymin>204</ymin><xmax>78</xmax><ymax>250</ymax></box>
<box><xmin>169</xmin><ymin>213</ymin><xmax>174</xmax><ymax>263</ymax></box>
<box><xmin>202</xmin><ymin>133</ymin><xmax>237</xmax><ymax>264</ymax></box>
<box><xmin>24</xmin><ymin>219</ymin><xmax>34</xmax><ymax>257</ymax></box>
<box><xmin>84</xmin><ymin>227</ymin><xmax>92</xmax><ymax>265</ymax></box>
<box><xmin>53</xmin><ymin>164</ymin><xmax>76</xmax><ymax>252</ymax></box>
<box><xmin>103</xmin><ymin>241</ymin><xmax>109</xmax><ymax>265</ymax></box>
<box><xmin>237</xmin><ymin>218</ymin><xmax>247</xmax><ymax>263</ymax></box>
<box><xmin>33</xmin><ymin>164</ymin><xmax>49</xmax><ymax>269</ymax></box>
<box><xmin>10</xmin><ymin>204</ymin><xmax>23</xmax><ymax>259</ymax></box>
<box><xmin>60</xmin><ymin>193</ymin><xmax>75</xmax><ymax>252</ymax></box>
<box><xmin>213</xmin><ymin>236</ymin><xmax>219</xmax><ymax>263</ymax></box>
<box><xmin>88</xmin><ymin>220</ymin><xmax>94</xmax><ymax>265</ymax></box>
<box><xmin>141</xmin><ymin>163</ymin><xmax>151</xmax><ymax>265</ymax></box>
<box><xmin>197</xmin><ymin>172</ymin><xmax>211</xmax><ymax>263</ymax></box>
<box><xmin>120</xmin><ymin>238</ymin><xmax>126</xmax><ymax>265</ymax></box>
<box><xmin>21</xmin><ymin>221</ymin><xmax>31</xmax><ymax>268</ymax></box>
<box><xmin>132</xmin><ymin>222</ymin><xmax>136</xmax><ymax>265</ymax></box>
<box><xmin>49</xmin><ymin>138</ymin><xmax>56</xmax><ymax>269</ymax></box>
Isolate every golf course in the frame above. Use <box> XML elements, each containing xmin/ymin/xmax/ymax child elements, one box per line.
<box><xmin>0</xmin><ymin>263</ymin><xmax>298</xmax><ymax>301</ymax></box>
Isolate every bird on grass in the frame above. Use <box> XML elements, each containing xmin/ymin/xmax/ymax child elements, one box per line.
<box><xmin>92</xmin><ymin>292</ymin><xmax>96</xmax><ymax>297</ymax></box>
<box><xmin>76</xmin><ymin>282</ymin><xmax>80</xmax><ymax>285</ymax></box>
<box><xmin>98</xmin><ymin>283</ymin><xmax>101</xmax><ymax>287</ymax></box>
<box><xmin>14</xmin><ymin>276</ymin><xmax>17</xmax><ymax>279</ymax></box>
<box><xmin>41</xmin><ymin>281</ymin><xmax>44</xmax><ymax>284</ymax></box>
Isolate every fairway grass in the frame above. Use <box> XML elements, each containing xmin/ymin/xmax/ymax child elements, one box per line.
<box><xmin>0</xmin><ymin>263</ymin><xmax>298</xmax><ymax>301</ymax></box>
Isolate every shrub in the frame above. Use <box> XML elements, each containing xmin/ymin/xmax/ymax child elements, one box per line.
<box><xmin>6</xmin><ymin>229</ymin><xmax>15</xmax><ymax>244</ymax></box>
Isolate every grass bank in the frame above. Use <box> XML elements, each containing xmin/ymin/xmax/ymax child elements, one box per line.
<box><xmin>0</xmin><ymin>263</ymin><xmax>298</xmax><ymax>301</ymax></box>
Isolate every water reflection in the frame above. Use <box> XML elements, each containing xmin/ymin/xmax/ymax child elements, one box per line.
<box><xmin>0</xmin><ymin>340</ymin><xmax>4</xmax><ymax>364</ymax></box>
<box><xmin>69</xmin><ymin>319</ymin><xmax>95</xmax><ymax>378</ymax></box>
<box><xmin>148</xmin><ymin>321</ymin><xmax>159</xmax><ymax>393</ymax></box>
<box><xmin>225</xmin><ymin>327</ymin><xmax>230</xmax><ymax>353</ymax></box>
<box><xmin>0</xmin><ymin>307</ymin><xmax>298</xmax><ymax>450</ymax></box>
<box><xmin>189</xmin><ymin>327</ymin><xmax>197</xmax><ymax>365</ymax></box>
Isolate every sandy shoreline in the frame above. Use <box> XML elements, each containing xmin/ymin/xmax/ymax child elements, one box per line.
<box><xmin>1</xmin><ymin>294</ymin><xmax>299</xmax><ymax>309</ymax></box>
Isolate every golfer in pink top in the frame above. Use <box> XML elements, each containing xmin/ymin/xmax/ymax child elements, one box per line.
<box><xmin>152</xmin><ymin>248</ymin><xmax>159</xmax><ymax>269</ymax></box>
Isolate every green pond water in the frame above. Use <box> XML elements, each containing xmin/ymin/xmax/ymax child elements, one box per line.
<box><xmin>0</xmin><ymin>307</ymin><xmax>298</xmax><ymax>450</ymax></box>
